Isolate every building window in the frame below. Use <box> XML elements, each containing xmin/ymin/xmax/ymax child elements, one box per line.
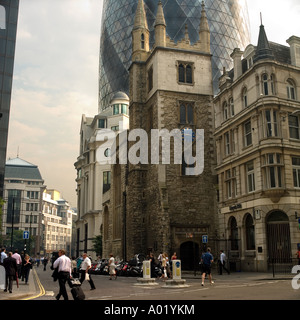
<box><xmin>179</xmin><ymin>102</ymin><xmax>194</xmax><ymax>125</ymax></box>
<box><xmin>263</xmin><ymin>109</ymin><xmax>278</xmax><ymax>137</ymax></box>
<box><xmin>111</xmin><ymin>125</ymin><xmax>119</xmax><ymax>131</ymax></box>
<box><xmin>229</xmin><ymin>217</ymin><xmax>239</xmax><ymax>250</ymax></box>
<box><xmin>178</xmin><ymin>62</ymin><xmax>193</xmax><ymax>84</ymax></box>
<box><xmin>262</xmin><ymin>153</ymin><xmax>283</xmax><ymax>189</ymax></box>
<box><xmin>103</xmin><ymin>171</ymin><xmax>111</xmax><ymax>193</ymax></box>
<box><xmin>289</xmin><ymin>114</ymin><xmax>300</xmax><ymax>139</ymax></box>
<box><xmin>292</xmin><ymin>157</ymin><xmax>300</xmax><ymax>188</ymax></box>
<box><xmin>121</xmin><ymin>104</ymin><xmax>128</xmax><ymax>115</ymax></box>
<box><xmin>242</xmin><ymin>88</ymin><xmax>248</xmax><ymax>108</ymax></box>
<box><xmin>245</xmin><ymin>214</ymin><xmax>255</xmax><ymax>250</ymax></box>
<box><xmin>287</xmin><ymin>79</ymin><xmax>296</xmax><ymax>100</ymax></box>
<box><xmin>270</xmin><ymin>74</ymin><xmax>275</xmax><ymax>94</ymax></box>
<box><xmin>141</xmin><ymin>33</ymin><xmax>145</xmax><ymax>49</ymax></box>
<box><xmin>244</xmin><ymin>120</ymin><xmax>252</xmax><ymax>147</ymax></box>
<box><xmin>262</xmin><ymin>74</ymin><xmax>269</xmax><ymax>95</ymax></box>
<box><xmin>224</xmin><ymin>130</ymin><xmax>235</xmax><ymax>156</ymax></box>
<box><xmin>148</xmin><ymin>66</ymin><xmax>153</xmax><ymax>92</ymax></box>
<box><xmin>229</xmin><ymin>98</ymin><xmax>235</xmax><ymax>117</ymax></box>
<box><xmin>225</xmin><ymin>168</ymin><xmax>237</xmax><ymax>199</ymax></box>
<box><xmin>246</xmin><ymin>161</ymin><xmax>255</xmax><ymax>193</ymax></box>
<box><xmin>113</xmin><ymin>104</ymin><xmax>119</xmax><ymax>115</ymax></box>
<box><xmin>223</xmin><ymin>102</ymin><xmax>229</xmax><ymax>120</ymax></box>
<box><xmin>98</xmin><ymin>119</ymin><xmax>106</xmax><ymax>128</ymax></box>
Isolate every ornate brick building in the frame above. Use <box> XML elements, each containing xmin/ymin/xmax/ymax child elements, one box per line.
<box><xmin>102</xmin><ymin>0</ymin><xmax>218</xmax><ymax>269</ymax></box>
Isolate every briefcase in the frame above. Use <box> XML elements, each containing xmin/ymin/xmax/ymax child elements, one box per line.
<box><xmin>68</xmin><ymin>278</ymin><xmax>81</xmax><ymax>288</ymax></box>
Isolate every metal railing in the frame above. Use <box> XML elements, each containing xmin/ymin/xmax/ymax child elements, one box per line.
<box><xmin>269</xmin><ymin>258</ymin><xmax>300</xmax><ymax>278</ymax></box>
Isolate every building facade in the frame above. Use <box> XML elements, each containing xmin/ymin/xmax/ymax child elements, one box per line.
<box><xmin>102</xmin><ymin>1</ymin><xmax>218</xmax><ymax>270</ymax></box>
<box><xmin>214</xmin><ymin>23</ymin><xmax>300</xmax><ymax>272</ymax></box>
<box><xmin>0</xmin><ymin>0</ymin><xmax>19</xmax><ymax>198</ymax></box>
<box><xmin>74</xmin><ymin>92</ymin><xmax>129</xmax><ymax>260</ymax></box>
<box><xmin>2</xmin><ymin>157</ymin><xmax>45</xmax><ymax>256</ymax></box>
<box><xmin>99</xmin><ymin>0</ymin><xmax>250</xmax><ymax>110</ymax></box>
<box><xmin>42</xmin><ymin>189</ymin><xmax>74</xmax><ymax>256</ymax></box>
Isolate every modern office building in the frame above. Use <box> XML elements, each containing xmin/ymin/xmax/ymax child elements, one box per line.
<box><xmin>99</xmin><ymin>0</ymin><xmax>250</xmax><ymax>111</ymax></box>
<box><xmin>2</xmin><ymin>157</ymin><xmax>45</xmax><ymax>255</ymax></box>
<box><xmin>0</xmin><ymin>0</ymin><xmax>19</xmax><ymax>198</ymax></box>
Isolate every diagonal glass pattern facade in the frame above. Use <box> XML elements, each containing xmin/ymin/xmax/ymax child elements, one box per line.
<box><xmin>99</xmin><ymin>0</ymin><xmax>250</xmax><ymax>111</ymax></box>
<box><xmin>0</xmin><ymin>0</ymin><xmax>19</xmax><ymax>197</ymax></box>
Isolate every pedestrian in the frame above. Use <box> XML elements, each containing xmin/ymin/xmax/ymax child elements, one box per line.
<box><xmin>108</xmin><ymin>253</ymin><xmax>117</xmax><ymax>280</ymax></box>
<box><xmin>43</xmin><ymin>256</ymin><xmax>48</xmax><ymax>271</ymax></box>
<box><xmin>219</xmin><ymin>250</ymin><xmax>230</xmax><ymax>275</ymax></box>
<box><xmin>71</xmin><ymin>256</ymin><xmax>78</xmax><ymax>278</ymax></box>
<box><xmin>296</xmin><ymin>248</ymin><xmax>300</xmax><ymax>265</ymax></box>
<box><xmin>160</xmin><ymin>253</ymin><xmax>168</xmax><ymax>280</ymax></box>
<box><xmin>171</xmin><ymin>252</ymin><xmax>177</xmax><ymax>260</ymax></box>
<box><xmin>3</xmin><ymin>252</ymin><xmax>17</xmax><ymax>293</ymax></box>
<box><xmin>22</xmin><ymin>254</ymin><xmax>32</xmax><ymax>284</ymax></box>
<box><xmin>12</xmin><ymin>249</ymin><xmax>22</xmax><ymax>279</ymax></box>
<box><xmin>53</xmin><ymin>249</ymin><xmax>72</xmax><ymax>300</ymax></box>
<box><xmin>201</xmin><ymin>247</ymin><xmax>214</xmax><ymax>286</ymax></box>
<box><xmin>79</xmin><ymin>253</ymin><xmax>96</xmax><ymax>290</ymax></box>
<box><xmin>149</xmin><ymin>253</ymin><xmax>158</xmax><ymax>278</ymax></box>
<box><xmin>157</xmin><ymin>252</ymin><xmax>163</xmax><ymax>266</ymax></box>
<box><xmin>0</xmin><ymin>248</ymin><xmax>7</xmax><ymax>264</ymax></box>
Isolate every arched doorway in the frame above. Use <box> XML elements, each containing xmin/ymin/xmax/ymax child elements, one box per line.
<box><xmin>266</xmin><ymin>211</ymin><xmax>291</xmax><ymax>262</ymax></box>
<box><xmin>180</xmin><ymin>241</ymin><xmax>200</xmax><ymax>270</ymax></box>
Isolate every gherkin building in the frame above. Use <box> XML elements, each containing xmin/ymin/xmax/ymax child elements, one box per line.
<box><xmin>99</xmin><ymin>0</ymin><xmax>250</xmax><ymax>111</ymax></box>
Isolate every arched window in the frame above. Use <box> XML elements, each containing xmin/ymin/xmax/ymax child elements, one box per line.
<box><xmin>245</xmin><ymin>214</ymin><xmax>255</xmax><ymax>250</ymax></box>
<box><xmin>229</xmin><ymin>98</ymin><xmax>235</xmax><ymax>117</ymax></box>
<box><xmin>186</xmin><ymin>64</ymin><xmax>193</xmax><ymax>84</ymax></box>
<box><xmin>262</xmin><ymin>74</ymin><xmax>269</xmax><ymax>95</ymax></box>
<box><xmin>287</xmin><ymin>79</ymin><xmax>296</xmax><ymax>100</ymax></box>
<box><xmin>141</xmin><ymin>33</ymin><xmax>145</xmax><ymax>49</ymax></box>
<box><xmin>229</xmin><ymin>217</ymin><xmax>239</xmax><ymax>250</ymax></box>
<box><xmin>0</xmin><ymin>5</ymin><xmax>6</xmax><ymax>29</ymax></box>
<box><xmin>223</xmin><ymin>101</ymin><xmax>228</xmax><ymax>120</ymax></box>
<box><xmin>178</xmin><ymin>64</ymin><xmax>185</xmax><ymax>83</ymax></box>
<box><xmin>242</xmin><ymin>88</ymin><xmax>248</xmax><ymax>108</ymax></box>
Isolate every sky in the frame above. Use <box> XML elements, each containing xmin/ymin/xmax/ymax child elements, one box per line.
<box><xmin>6</xmin><ymin>0</ymin><xmax>300</xmax><ymax>207</ymax></box>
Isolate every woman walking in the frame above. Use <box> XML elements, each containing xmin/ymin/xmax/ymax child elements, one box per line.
<box><xmin>22</xmin><ymin>254</ymin><xmax>32</xmax><ymax>284</ymax></box>
<box><xmin>108</xmin><ymin>253</ymin><xmax>117</xmax><ymax>280</ymax></box>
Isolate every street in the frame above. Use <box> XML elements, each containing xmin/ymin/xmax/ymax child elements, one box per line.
<box><xmin>31</xmin><ymin>266</ymin><xmax>300</xmax><ymax>301</ymax></box>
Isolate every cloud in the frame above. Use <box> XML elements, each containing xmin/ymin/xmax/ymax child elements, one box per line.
<box><xmin>7</xmin><ymin>0</ymin><xmax>103</xmax><ymax>206</ymax></box>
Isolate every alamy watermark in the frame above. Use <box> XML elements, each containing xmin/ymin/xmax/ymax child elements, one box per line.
<box><xmin>95</xmin><ymin>122</ymin><xmax>205</xmax><ymax>176</ymax></box>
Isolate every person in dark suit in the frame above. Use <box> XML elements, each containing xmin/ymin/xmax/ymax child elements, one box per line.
<box><xmin>3</xmin><ymin>252</ymin><xmax>17</xmax><ymax>293</ymax></box>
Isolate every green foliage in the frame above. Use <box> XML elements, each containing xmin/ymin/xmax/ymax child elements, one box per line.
<box><xmin>92</xmin><ymin>235</ymin><xmax>102</xmax><ymax>257</ymax></box>
<box><xmin>3</xmin><ymin>229</ymin><xmax>35</xmax><ymax>254</ymax></box>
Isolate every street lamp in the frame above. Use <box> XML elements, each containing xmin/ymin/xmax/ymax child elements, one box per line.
<box><xmin>10</xmin><ymin>197</ymin><xmax>15</xmax><ymax>252</ymax></box>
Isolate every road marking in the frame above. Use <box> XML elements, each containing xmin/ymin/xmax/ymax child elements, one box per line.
<box><xmin>22</xmin><ymin>268</ymin><xmax>45</xmax><ymax>300</ymax></box>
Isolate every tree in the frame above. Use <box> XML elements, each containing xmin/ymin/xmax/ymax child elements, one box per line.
<box><xmin>92</xmin><ymin>235</ymin><xmax>102</xmax><ymax>257</ymax></box>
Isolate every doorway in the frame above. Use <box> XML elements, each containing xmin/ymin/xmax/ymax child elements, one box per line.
<box><xmin>180</xmin><ymin>241</ymin><xmax>200</xmax><ymax>270</ymax></box>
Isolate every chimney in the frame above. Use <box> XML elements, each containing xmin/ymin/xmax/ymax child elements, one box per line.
<box><xmin>287</xmin><ymin>36</ymin><xmax>300</xmax><ymax>67</ymax></box>
<box><xmin>230</xmin><ymin>48</ymin><xmax>244</xmax><ymax>81</ymax></box>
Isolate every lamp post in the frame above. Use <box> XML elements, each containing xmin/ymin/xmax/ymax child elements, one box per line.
<box><xmin>10</xmin><ymin>197</ymin><xmax>15</xmax><ymax>252</ymax></box>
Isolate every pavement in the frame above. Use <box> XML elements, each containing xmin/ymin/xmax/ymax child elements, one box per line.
<box><xmin>0</xmin><ymin>268</ymin><xmax>41</xmax><ymax>300</ymax></box>
<box><xmin>0</xmin><ymin>268</ymin><xmax>292</xmax><ymax>301</ymax></box>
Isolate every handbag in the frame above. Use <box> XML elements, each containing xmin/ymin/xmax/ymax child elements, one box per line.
<box><xmin>85</xmin><ymin>272</ymin><xmax>90</xmax><ymax>281</ymax></box>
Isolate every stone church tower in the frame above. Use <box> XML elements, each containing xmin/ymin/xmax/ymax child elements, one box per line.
<box><xmin>126</xmin><ymin>0</ymin><xmax>218</xmax><ymax>268</ymax></box>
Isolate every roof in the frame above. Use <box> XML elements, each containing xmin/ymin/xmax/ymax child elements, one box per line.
<box><xmin>5</xmin><ymin>157</ymin><xmax>43</xmax><ymax>181</ymax></box>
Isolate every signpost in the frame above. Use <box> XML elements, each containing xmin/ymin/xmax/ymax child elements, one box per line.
<box><xmin>23</xmin><ymin>231</ymin><xmax>29</xmax><ymax>240</ymax></box>
<box><xmin>202</xmin><ymin>235</ymin><xmax>208</xmax><ymax>244</ymax></box>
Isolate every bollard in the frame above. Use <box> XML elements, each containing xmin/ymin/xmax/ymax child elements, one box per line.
<box><xmin>143</xmin><ymin>260</ymin><xmax>151</xmax><ymax>279</ymax></box>
<box><xmin>135</xmin><ymin>260</ymin><xmax>158</xmax><ymax>286</ymax></box>
<box><xmin>172</xmin><ymin>260</ymin><xmax>182</xmax><ymax>280</ymax></box>
<box><xmin>0</xmin><ymin>266</ymin><xmax>5</xmax><ymax>290</ymax></box>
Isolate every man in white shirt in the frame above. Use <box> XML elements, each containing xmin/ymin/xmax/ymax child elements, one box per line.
<box><xmin>53</xmin><ymin>249</ymin><xmax>72</xmax><ymax>300</ymax></box>
<box><xmin>219</xmin><ymin>250</ymin><xmax>230</xmax><ymax>275</ymax></box>
<box><xmin>12</xmin><ymin>249</ymin><xmax>22</xmax><ymax>278</ymax></box>
<box><xmin>79</xmin><ymin>253</ymin><xmax>96</xmax><ymax>290</ymax></box>
<box><xmin>0</xmin><ymin>248</ymin><xmax>7</xmax><ymax>264</ymax></box>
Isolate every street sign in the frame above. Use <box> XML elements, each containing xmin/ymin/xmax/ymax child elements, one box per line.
<box><xmin>202</xmin><ymin>235</ymin><xmax>208</xmax><ymax>244</ymax></box>
<box><xmin>23</xmin><ymin>231</ymin><xmax>29</xmax><ymax>240</ymax></box>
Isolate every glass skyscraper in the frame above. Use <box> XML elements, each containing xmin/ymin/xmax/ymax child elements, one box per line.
<box><xmin>0</xmin><ymin>0</ymin><xmax>19</xmax><ymax>197</ymax></box>
<box><xmin>99</xmin><ymin>0</ymin><xmax>250</xmax><ymax>111</ymax></box>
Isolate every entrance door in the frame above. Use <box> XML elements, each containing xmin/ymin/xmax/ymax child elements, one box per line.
<box><xmin>266</xmin><ymin>211</ymin><xmax>291</xmax><ymax>262</ymax></box>
<box><xmin>180</xmin><ymin>241</ymin><xmax>199</xmax><ymax>270</ymax></box>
